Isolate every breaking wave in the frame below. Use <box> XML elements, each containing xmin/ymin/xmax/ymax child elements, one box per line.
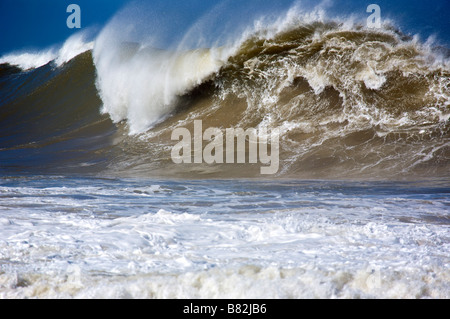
<box><xmin>0</xmin><ymin>4</ymin><xmax>449</xmax><ymax>179</ymax></box>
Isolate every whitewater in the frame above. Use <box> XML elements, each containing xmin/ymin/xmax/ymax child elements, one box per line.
<box><xmin>0</xmin><ymin>1</ymin><xmax>449</xmax><ymax>299</ymax></box>
<box><xmin>0</xmin><ymin>177</ymin><xmax>448</xmax><ymax>298</ymax></box>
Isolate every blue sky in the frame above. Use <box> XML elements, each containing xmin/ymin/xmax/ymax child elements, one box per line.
<box><xmin>0</xmin><ymin>0</ymin><xmax>129</xmax><ymax>54</ymax></box>
<box><xmin>0</xmin><ymin>0</ymin><xmax>449</xmax><ymax>55</ymax></box>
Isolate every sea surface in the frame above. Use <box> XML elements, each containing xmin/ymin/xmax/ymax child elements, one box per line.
<box><xmin>0</xmin><ymin>0</ymin><xmax>449</xmax><ymax>298</ymax></box>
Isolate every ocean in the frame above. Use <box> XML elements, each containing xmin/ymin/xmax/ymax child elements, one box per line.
<box><xmin>0</xmin><ymin>0</ymin><xmax>449</xmax><ymax>299</ymax></box>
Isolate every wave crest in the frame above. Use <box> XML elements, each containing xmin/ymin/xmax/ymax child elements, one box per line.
<box><xmin>0</xmin><ymin>33</ymin><xmax>93</xmax><ymax>70</ymax></box>
<box><xmin>93</xmin><ymin>40</ymin><xmax>226</xmax><ymax>134</ymax></box>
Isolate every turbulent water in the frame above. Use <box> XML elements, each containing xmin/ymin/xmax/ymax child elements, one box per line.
<box><xmin>0</xmin><ymin>3</ymin><xmax>449</xmax><ymax>299</ymax></box>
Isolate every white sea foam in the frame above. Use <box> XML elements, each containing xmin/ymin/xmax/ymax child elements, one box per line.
<box><xmin>0</xmin><ymin>33</ymin><xmax>93</xmax><ymax>70</ymax></box>
<box><xmin>0</xmin><ymin>49</ymin><xmax>57</xmax><ymax>70</ymax></box>
<box><xmin>0</xmin><ymin>178</ymin><xmax>448</xmax><ymax>299</ymax></box>
<box><xmin>54</xmin><ymin>33</ymin><xmax>94</xmax><ymax>67</ymax></box>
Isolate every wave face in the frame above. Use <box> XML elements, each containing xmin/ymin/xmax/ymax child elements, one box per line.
<box><xmin>0</xmin><ymin>50</ymin><xmax>116</xmax><ymax>174</ymax></box>
<box><xmin>1</xmin><ymin>10</ymin><xmax>449</xmax><ymax>179</ymax></box>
